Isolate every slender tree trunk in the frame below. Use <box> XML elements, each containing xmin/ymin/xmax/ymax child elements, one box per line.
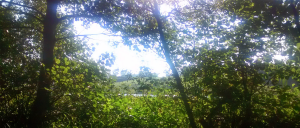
<box><xmin>152</xmin><ymin>1</ymin><xmax>197</xmax><ymax>128</ymax></box>
<box><xmin>239</xmin><ymin>65</ymin><xmax>252</xmax><ymax>128</ymax></box>
<box><xmin>239</xmin><ymin>42</ymin><xmax>252</xmax><ymax>128</ymax></box>
<box><xmin>29</xmin><ymin>0</ymin><xmax>59</xmax><ymax>127</ymax></box>
<box><xmin>240</xmin><ymin>67</ymin><xmax>252</xmax><ymax>128</ymax></box>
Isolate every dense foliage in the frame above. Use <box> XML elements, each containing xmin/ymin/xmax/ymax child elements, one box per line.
<box><xmin>1</xmin><ymin>0</ymin><xmax>300</xmax><ymax>127</ymax></box>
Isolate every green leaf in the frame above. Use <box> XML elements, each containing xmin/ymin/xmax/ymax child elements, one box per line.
<box><xmin>55</xmin><ymin>59</ymin><xmax>60</xmax><ymax>64</ymax></box>
<box><xmin>64</xmin><ymin>58</ymin><xmax>70</xmax><ymax>65</ymax></box>
<box><xmin>297</xmin><ymin>43</ymin><xmax>300</xmax><ymax>50</ymax></box>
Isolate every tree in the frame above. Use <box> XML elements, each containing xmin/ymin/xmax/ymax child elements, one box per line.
<box><xmin>1</xmin><ymin>0</ymin><xmax>122</xmax><ymax>126</ymax></box>
<box><xmin>0</xmin><ymin>6</ymin><xmax>41</xmax><ymax>127</ymax></box>
<box><xmin>2</xmin><ymin>0</ymin><xmax>300</xmax><ymax>127</ymax></box>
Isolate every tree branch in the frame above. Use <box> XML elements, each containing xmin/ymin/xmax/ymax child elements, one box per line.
<box><xmin>251</xmin><ymin>74</ymin><xmax>273</xmax><ymax>96</ymax></box>
<box><xmin>1</xmin><ymin>7</ymin><xmax>43</xmax><ymax>23</ymax></box>
<box><xmin>0</xmin><ymin>26</ymin><xmax>43</xmax><ymax>34</ymax></box>
<box><xmin>56</xmin><ymin>33</ymin><xmax>123</xmax><ymax>41</ymax></box>
<box><xmin>58</xmin><ymin>14</ymin><xmax>121</xmax><ymax>23</ymax></box>
<box><xmin>50</xmin><ymin>93</ymin><xmax>65</xmax><ymax>106</ymax></box>
<box><xmin>16</xmin><ymin>12</ymin><xmax>43</xmax><ymax>23</ymax></box>
<box><xmin>56</xmin><ymin>31</ymin><xmax>161</xmax><ymax>41</ymax></box>
<box><xmin>0</xmin><ymin>0</ymin><xmax>45</xmax><ymax>17</ymax></box>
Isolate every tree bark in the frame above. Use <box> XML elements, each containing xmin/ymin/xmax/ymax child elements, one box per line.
<box><xmin>29</xmin><ymin>0</ymin><xmax>59</xmax><ymax>127</ymax></box>
<box><xmin>239</xmin><ymin>65</ymin><xmax>252</xmax><ymax>128</ymax></box>
<box><xmin>152</xmin><ymin>1</ymin><xmax>197</xmax><ymax>128</ymax></box>
<box><xmin>238</xmin><ymin>42</ymin><xmax>252</xmax><ymax>128</ymax></box>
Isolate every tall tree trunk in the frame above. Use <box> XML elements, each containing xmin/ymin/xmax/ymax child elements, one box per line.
<box><xmin>239</xmin><ymin>65</ymin><xmax>252</xmax><ymax>128</ymax></box>
<box><xmin>152</xmin><ymin>1</ymin><xmax>197</xmax><ymax>128</ymax></box>
<box><xmin>29</xmin><ymin>0</ymin><xmax>59</xmax><ymax>127</ymax></box>
<box><xmin>238</xmin><ymin>42</ymin><xmax>252</xmax><ymax>128</ymax></box>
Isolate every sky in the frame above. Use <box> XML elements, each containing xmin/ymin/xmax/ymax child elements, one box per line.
<box><xmin>74</xmin><ymin>22</ymin><xmax>169</xmax><ymax>77</ymax></box>
<box><xmin>2</xmin><ymin>0</ymin><xmax>288</xmax><ymax>77</ymax></box>
<box><xmin>73</xmin><ymin>4</ymin><xmax>174</xmax><ymax>77</ymax></box>
<box><xmin>73</xmin><ymin>2</ymin><xmax>288</xmax><ymax>77</ymax></box>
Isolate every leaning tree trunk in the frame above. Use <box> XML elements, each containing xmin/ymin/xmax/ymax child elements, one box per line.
<box><xmin>152</xmin><ymin>1</ymin><xmax>197</xmax><ymax>128</ymax></box>
<box><xmin>29</xmin><ymin>0</ymin><xmax>59</xmax><ymax>127</ymax></box>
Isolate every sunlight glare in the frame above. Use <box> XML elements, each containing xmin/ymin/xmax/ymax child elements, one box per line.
<box><xmin>74</xmin><ymin>21</ymin><xmax>169</xmax><ymax>77</ymax></box>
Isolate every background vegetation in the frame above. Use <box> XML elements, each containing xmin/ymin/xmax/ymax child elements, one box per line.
<box><xmin>1</xmin><ymin>0</ymin><xmax>300</xmax><ymax>127</ymax></box>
